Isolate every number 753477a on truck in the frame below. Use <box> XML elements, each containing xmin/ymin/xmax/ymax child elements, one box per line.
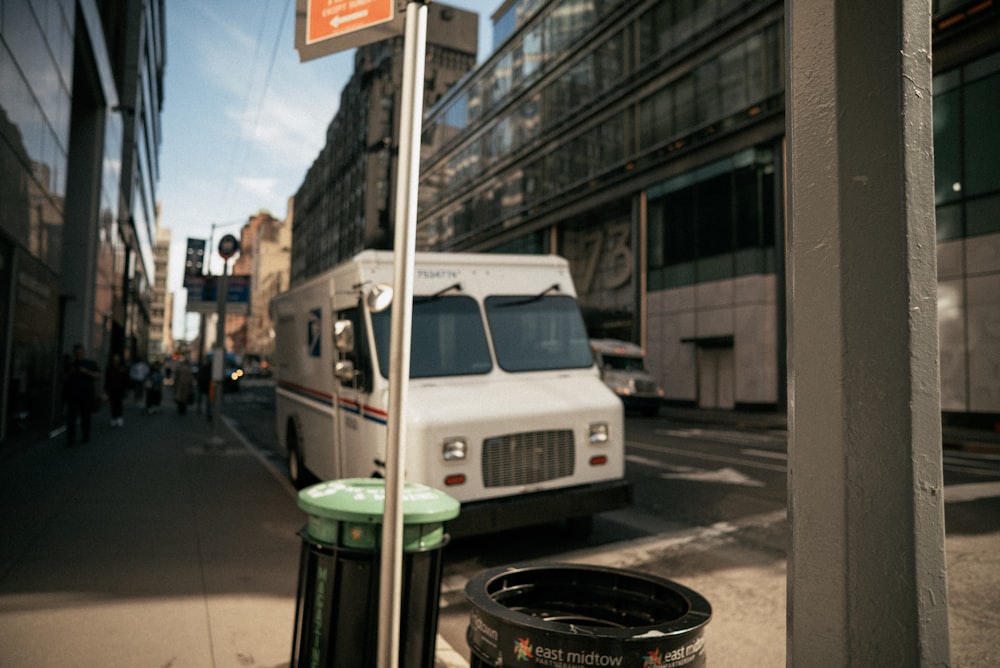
<box><xmin>269</xmin><ymin>250</ymin><xmax>632</xmax><ymax>537</ymax></box>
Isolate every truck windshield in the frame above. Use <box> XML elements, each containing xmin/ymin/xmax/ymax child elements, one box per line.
<box><xmin>484</xmin><ymin>295</ymin><xmax>594</xmax><ymax>372</ymax></box>
<box><xmin>602</xmin><ymin>354</ymin><xmax>647</xmax><ymax>372</ymax></box>
<box><xmin>371</xmin><ymin>295</ymin><xmax>493</xmax><ymax>378</ymax></box>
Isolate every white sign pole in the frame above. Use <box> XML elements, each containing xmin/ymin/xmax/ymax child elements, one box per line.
<box><xmin>378</xmin><ymin>3</ymin><xmax>427</xmax><ymax>668</ymax></box>
<box><xmin>208</xmin><ymin>258</ymin><xmax>229</xmax><ymax>449</ymax></box>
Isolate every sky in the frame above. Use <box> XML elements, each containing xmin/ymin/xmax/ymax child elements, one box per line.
<box><xmin>161</xmin><ymin>0</ymin><xmax>495</xmax><ymax>341</ymax></box>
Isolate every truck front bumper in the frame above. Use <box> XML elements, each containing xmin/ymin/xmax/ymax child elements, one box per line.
<box><xmin>445</xmin><ymin>478</ymin><xmax>633</xmax><ymax>538</ymax></box>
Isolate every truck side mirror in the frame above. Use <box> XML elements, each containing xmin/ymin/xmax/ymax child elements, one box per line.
<box><xmin>335</xmin><ymin>359</ymin><xmax>356</xmax><ymax>384</ymax></box>
<box><xmin>334</xmin><ymin>320</ymin><xmax>354</xmax><ymax>352</ymax></box>
<box><xmin>366</xmin><ymin>284</ymin><xmax>393</xmax><ymax>312</ymax></box>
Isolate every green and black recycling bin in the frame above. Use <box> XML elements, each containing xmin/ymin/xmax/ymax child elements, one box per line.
<box><xmin>291</xmin><ymin>478</ymin><xmax>460</xmax><ymax>668</ymax></box>
<box><xmin>465</xmin><ymin>562</ymin><xmax>711</xmax><ymax>667</ymax></box>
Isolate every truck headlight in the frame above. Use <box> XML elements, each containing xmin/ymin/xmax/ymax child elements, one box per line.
<box><xmin>613</xmin><ymin>380</ymin><xmax>633</xmax><ymax>396</ymax></box>
<box><xmin>588</xmin><ymin>422</ymin><xmax>610</xmax><ymax>445</ymax></box>
<box><xmin>442</xmin><ymin>437</ymin><xmax>468</xmax><ymax>461</ymax></box>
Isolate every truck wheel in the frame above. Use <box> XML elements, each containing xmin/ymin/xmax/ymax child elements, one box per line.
<box><xmin>286</xmin><ymin>424</ymin><xmax>307</xmax><ymax>489</ymax></box>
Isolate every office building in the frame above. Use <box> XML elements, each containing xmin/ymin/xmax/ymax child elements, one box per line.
<box><xmin>0</xmin><ymin>0</ymin><xmax>165</xmax><ymax>442</ymax></box>
<box><xmin>290</xmin><ymin>3</ymin><xmax>478</xmax><ymax>285</ymax></box>
<box><xmin>417</xmin><ymin>0</ymin><xmax>1000</xmax><ymax>422</ymax></box>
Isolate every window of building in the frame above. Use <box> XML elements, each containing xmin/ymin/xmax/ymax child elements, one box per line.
<box><xmin>965</xmin><ymin>56</ymin><xmax>1000</xmax><ymax>198</ymax></box>
<box><xmin>521</xmin><ymin>26</ymin><xmax>544</xmax><ymax>82</ymax></box>
<box><xmin>647</xmin><ymin>147</ymin><xmax>777</xmax><ymax>290</ymax></box>
<box><xmin>639</xmin><ymin>0</ymin><xmax>759</xmax><ymax>65</ymax></box>
<box><xmin>698</xmin><ymin>173</ymin><xmax>732</xmax><ymax>258</ymax></box>
<box><xmin>444</xmin><ymin>92</ymin><xmax>468</xmax><ymax>134</ymax></box>
<box><xmin>492</xmin><ymin>52</ymin><xmax>513</xmax><ymax>108</ymax></box>
<box><xmin>494</xmin><ymin>5</ymin><xmax>517</xmax><ymax>49</ymax></box>
<box><xmin>673</xmin><ymin>75</ymin><xmax>696</xmax><ymax>134</ymax></box>
<box><xmin>660</xmin><ymin>185</ymin><xmax>696</xmax><ymax>286</ymax></box>
<box><xmin>638</xmin><ymin>24</ymin><xmax>781</xmax><ymax>154</ymax></box>
<box><xmin>968</xmin><ymin>195</ymin><xmax>1000</xmax><ymax>238</ymax></box>
<box><xmin>516</xmin><ymin>95</ymin><xmax>543</xmax><ymax>145</ymax></box>
<box><xmin>546</xmin><ymin>0</ymin><xmax>597</xmax><ymax>54</ymax></box>
<box><xmin>934</xmin><ymin>0</ymin><xmax>983</xmax><ymax>15</ymax></box>
<box><xmin>594</xmin><ymin>30</ymin><xmax>626</xmax><ymax>97</ymax></box>
<box><xmin>695</xmin><ymin>59</ymin><xmax>721</xmax><ymax>126</ymax></box>
<box><xmin>493</xmin><ymin>0</ymin><xmax>547</xmax><ymax>49</ymax></box>
<box><xmin>933</xmin><ymin>52</ymin><xmax>1000</xmax><ymax>240</ymax></box>
<box><xmin>639</xmin><ymin>88</ymin><xmax>668</xmax><ymax>147</ymax></box>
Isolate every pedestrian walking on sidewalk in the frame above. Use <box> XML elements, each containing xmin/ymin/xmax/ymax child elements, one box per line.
<box><xmin>172</xmin><ymin>356</ymin><xmax>196</xmax><ymax>415</ymax></box>
<box><xmin>104</xmin><ymin>354</ymin><xmax>129</xmax><ymax>426</ymax></box>
<box><xmin>130</xmin><ymin>357</ymin><xmax>149</xmax><ymax>402</ymax></box>
<box><xmin>63</xmin><ymin>344</ymin><xmax>101</xmax><ymax>445</ymax></box>
<box><xmin>145</xmin><ymin>362</ymin><xmax>164</xmax><ymax>414</ymax></box>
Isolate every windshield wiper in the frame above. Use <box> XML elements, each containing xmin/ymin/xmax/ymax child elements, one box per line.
<box><xmin>415</xmin><ymin>282</ymin><xmax>462</xmax><ymax>303</ymax></box>
<box><xmin>494</xmin><ymin>283</ymin><xmax>560</xmax><ymax>308</ymax></box>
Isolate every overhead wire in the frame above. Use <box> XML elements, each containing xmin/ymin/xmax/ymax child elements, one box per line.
<box><xmin>171</xmin><ymin>1</ymin><xmax>287</xmax><ymax>343</ymax></box>
<box><xmin>220</xmin><ymin>0</ymin><xmax>287</xmax><ymax>216</ymax></box>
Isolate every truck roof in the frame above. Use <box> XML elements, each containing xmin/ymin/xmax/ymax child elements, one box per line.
<box><xmin>590</xmin><ymin>338</ymin><xmax>646</xmax><ymax>356</ymax></box>
<box><xmin>352</xmin><ymin>249</ymin><xmax>569</xmax><ymax>267</ymax></box>
<box><xmin>271</xmin><ymin>251</ymin><xmax>579</xmax><ymax>311</ymax></box>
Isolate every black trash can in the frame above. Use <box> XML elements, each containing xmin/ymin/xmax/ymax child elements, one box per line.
<box><xmin>465</xmin><ymin>562</ymin><xmax>711</xmax><ymax>667</ymax></box>
<box><xmin>291</xmin><ymin>478</ymin><xmax>460</xmax><ymax>668</ymax></box>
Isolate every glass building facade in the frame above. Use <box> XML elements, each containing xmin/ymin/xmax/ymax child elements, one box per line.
<box><xmin>0</xmin><ymin>0</ymin><xmax>165</xmax><ymax>444</ymax></box>
<box><xmin>933</xmin><ymin>50</ymin><xmax>1000</xmax><ymax>415</ymax></box>
<box><xmin>418</xmin><ymin>0</ymin><xmax>1000</xmax><ymax>420</ymax></box>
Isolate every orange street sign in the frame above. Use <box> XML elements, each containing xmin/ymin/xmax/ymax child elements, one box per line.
<box><xmin>307</xmin><ymin>0</ymin><xmax>394</xmax><ymax>45</ymax></box>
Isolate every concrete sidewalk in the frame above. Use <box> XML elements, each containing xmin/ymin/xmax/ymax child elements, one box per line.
<box><xmin>0</xmin><ymin>397</ymin><xmax>308</xmax><ymax>667</ymax></box>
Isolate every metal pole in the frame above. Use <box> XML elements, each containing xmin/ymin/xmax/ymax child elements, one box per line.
<box><xmin>208</xmin><ymin>259</ymin><xmax>228</xmax><ymax>449</ymax></box>
<box><xmin>207</xmin><ymin>223</ymin><xmax>216</xmax><ymax>275</ymax></box>
<box><xmin>785</xmin><ymin>0</ymin><xmax>949</xmax><ymax>663</ymax></box>
<box><xmin>198</xmin><ymin>313</ymin><xmax>207</xmax><ymax>414</ymax></box>
<box><xmin>378</xmin><ymin>3</ymin><xmax>427</xmax><ymax>667</ymax></box>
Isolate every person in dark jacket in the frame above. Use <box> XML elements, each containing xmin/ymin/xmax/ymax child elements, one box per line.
<box><xmin>172</xmin><ymin>357</ymin><xmax>196</xmax><ymax>415</ymax></box>
<box><xmin>104</xmin><ymin>354</ymin><xmax>129</xmax><ymax>427</ymax></box>
<box><xmin>145</xmin><ymin>362</ymin><xmax>164</xmax><ymax>414</ymax></box>
<box><xmin>64</xmin><ymin>344</ymin><xmax>101</xmax><ymax>445</ymax></box>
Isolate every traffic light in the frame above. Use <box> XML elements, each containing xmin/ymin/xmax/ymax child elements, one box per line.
<box><xmin>185</xmin><ymin>238</ymin><xmax>206</xmax><ymax>277</ymax></box>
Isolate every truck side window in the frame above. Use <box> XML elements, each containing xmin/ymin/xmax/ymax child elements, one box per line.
<box><xmin>338</xmin><ymin>305</ymin><xmax>374</xmax><ymax>393</ymax></box>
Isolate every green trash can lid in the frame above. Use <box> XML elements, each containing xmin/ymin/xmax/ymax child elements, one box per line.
<box><xmin>298</xmin><ymin>478</ymin><xmax>460</xmax><ymax>525</ymax></box>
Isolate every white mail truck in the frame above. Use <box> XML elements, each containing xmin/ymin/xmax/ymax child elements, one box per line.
<box><xmin>270</xmin><ymin>250</ymin><xmax>631</xmax><ymax>536</ymax></box>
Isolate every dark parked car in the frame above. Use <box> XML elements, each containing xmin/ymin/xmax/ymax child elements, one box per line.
<box><xmin>242</xmin><ymin>353</ymin><xmax>272</xmax><ymax>377</ymax></box>
<box><xmin>203</xmin><ymin>352</ymin><xmax>243</xmax><ymax>392</ymax></box>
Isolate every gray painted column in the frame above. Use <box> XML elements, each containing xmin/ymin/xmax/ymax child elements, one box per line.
<box><xmin>785</xmin><ymin>1</ymin><xmax>950</xmax><ymax>665</ymax></box>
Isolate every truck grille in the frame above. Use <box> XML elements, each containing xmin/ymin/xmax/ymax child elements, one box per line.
<box><xmin>634</xmin><ymin>379</ymin><xmax>659</xmax><ymax>394</ymax></box>
<box><xmin>481</xmin><ymin>429</ymin><xmax>575</xmax><ymax>488</ymax></box>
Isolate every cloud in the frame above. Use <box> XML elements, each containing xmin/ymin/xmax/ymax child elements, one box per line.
<box><xmin>228</xmin><ymin>93</ymin><xmax>339</xmax><ymax>168</ymax></box>
<box><xmin>234</xmin><ymin>176</ymin><xmax>286</xmax><ymax>212</ymax></box>
<box><xmin>163</xmin><ymin>0</ymin><xmax>351</xmax><ymax>223</ymax></box>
